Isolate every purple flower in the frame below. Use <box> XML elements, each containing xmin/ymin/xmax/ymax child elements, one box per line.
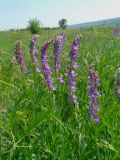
<box><xmin>69</xmin><ymin>93</ymin><xmax>78</xmax><ymax>103</ymax></box>
<box><xmin>68</xmin><ymin>35</ymin><xmax>81</xmax><ymax>103</ymax></box>
<box><xmin>87</xmin><ymin>66</ymin><xmax>100</xmax><ymax>123</ymax></box>
<box><xmin>114</xmin><ymin>68</ymin><xmax>120</xmax><ymax>98</ymax></box>
<box><xmin>15</xmin><ymin>41</ymin><xmax>28</xmax><ymax>74</ymax></box>
<box><xmin>54</xmin><ymin>33</ymin><xmax>65</xmax><ymax>70</ymax></box>
<box><xmin>40</xmin><ymin>40</ymin><xmax>56</xmax><ymax>91</ymax></box>
<box><xmin>30</xmin><ymin>35</ymin><xmax>41</xmax><ymax>72</ymax></box>
<box><xmin>113</xmin><ymin>28</ymin><xmax>120</xmax><ymax>37</ymax></box>
<box><xmin>58</xmin><ymin>77</ymin><xmax>64</xmax><ymax>83</ymax></box>
<box><xmin>53</xmin><ymin>32</ymin><xmax>65</xmax><ymax>83</ymax></box>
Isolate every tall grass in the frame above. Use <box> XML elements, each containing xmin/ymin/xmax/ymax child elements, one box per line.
<box><xmin>0</xmin><ymin>28</ymin><xmax>120</xmax><ymax>159</ymax></box>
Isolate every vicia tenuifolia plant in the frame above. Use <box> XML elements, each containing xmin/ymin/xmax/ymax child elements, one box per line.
<box><xmin>40</xmin><ymin>40</ymin><xmax>56</xmax><ymax>91</ymax></box>
<box><xmin>113</xmin><ymin>28</ymin><xmax>120</xmax><ymax>37</ymax></box>
<box><xmin>53</xmin><ymin>32</ymin><xmax>65</xmax><ymax>83</ymax></box>
<box><xmin>15</xmin><ymin>41</ymin><xmax>28</xmax><ymax>74</ymax></box>
<box><xmin>30</xmin><ymin>34</ymin><xmax>41</xmax><ymax>72</ymax></box>
<box><xmin>87</xmin><ymin>65</ymin><xmax>100</xmax><ymax>123</ymax></box>
<box><xmin>68</xmin><ymin>35</ymin><xmax>81</xmax><ymax>103</ymax></box>
<box><xmin>114</xmin><ymin>68</ymin><xmax>120</xmax><ymax>98</ymax></box>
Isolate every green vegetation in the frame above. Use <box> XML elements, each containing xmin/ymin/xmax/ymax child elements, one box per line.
<box><xmin>0</xmin><ymin>27</ymin><xmax>120</xmax><ymax>159</ymax></box>
<box><xmin>27</xmin><ymin>18</ymin><xmax>42</xmax><ymax>34</ymax></box>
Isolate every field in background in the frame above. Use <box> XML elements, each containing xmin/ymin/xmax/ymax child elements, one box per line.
<box><xmin>0</xmin><ymin>27</ymin><xmax>120</xmax><ymax>159</ymax></box>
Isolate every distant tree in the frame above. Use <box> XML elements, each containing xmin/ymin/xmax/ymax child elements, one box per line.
<box><xmin>27</xmin><ymin>18</ymin><xmax>42</xmax><ymax>34</ymax></box>
<box><xmin>43</xmin><ymin>27</ymin><xmax>50</xmax><ymax>30</ymax></box>
<box><xmin>58</xmin><ymin>18</ymin><xmax>67</xmax><ymax>29</ymax></box>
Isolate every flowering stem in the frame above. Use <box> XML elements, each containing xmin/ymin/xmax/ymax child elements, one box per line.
<box><xmin>54</xmin><ymin>32</ymin><xmax>65</xmax><ymax>83</ymax></box>
<box><xmin>114</xmin><ymin>68</ymin><xmax>120</xmax><ymax>98</ymax></box>
<box><xmin>68</xmin><ymin>35</ymin><xmax>81</xmax><ymax>104</ymax></box>
<box><xmin>40</xmin><ymin>40</ymin><xmax>56</xmax><ymax>91</ymax></box>
<box><xmin>15</xmin><ymin>41</ymin><xmax>28</xmax><ymax>74</ymax></box>
<box><xmin>30</xmin><ymin>35</ymin><xmax>41</xmax><ymax>72</ymax></box>
<box><xmin>87</xmin><ymin>65</ymin><xmax>100</xmax><ymax>123</ymax></box>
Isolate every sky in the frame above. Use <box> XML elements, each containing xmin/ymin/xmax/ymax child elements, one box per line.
<box><xmin>0</xmin><ymin>0</ymin><xmax>120</xmax><ymax>30</ymax></box>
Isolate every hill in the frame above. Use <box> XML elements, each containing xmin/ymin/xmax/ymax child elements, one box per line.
<box><xmin>68</xmin><ymin>17</ymin><xmax>120</xmax><ymax>28</ymax></box>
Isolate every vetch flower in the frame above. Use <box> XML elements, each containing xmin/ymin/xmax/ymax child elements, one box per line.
<box><xmin>87</xmin><ymin>66</ymin><xmax>100</xmax><ymax>123</ymax></box>
<box><xmin>30</xmin><ymin>35</ymin><xmax>41</xmax><ymax>72</ymax></box>
<box><xmin>54</xmin><ymin>32</ymin><xmax>65</xmax><ymax>71</ymax></box>
<box><xmin>40</xmin><ymin>40</ymin><xmax>56</xmax><ymax>91</ymax></box>
<box><xmin>58</xmin><ymin>76</ymin><xmax>64</xmax><ymax>83</ymax></box>
<box><xmin>68</xmin><ymin>35</ymin><xmax>81</xmax><ymax>103</ymax></box>
<box><xmin>15</xmin><ymin>41</ymin><xmax>28</xmax><ymax>74</ymax></box>
<box><xmin>114</xmin><ymin>68</ymin><xmax>120</xmax><ymax>98</ymax></box>
<box><xmin>113</xmin><ymin>28</ymin><xmax>120</xmax><ymax>37</ymax></box>
<box><xmin>53</xmin><ymin>32</ymin><xmax>65</xmax><ymax>83</ymax></box>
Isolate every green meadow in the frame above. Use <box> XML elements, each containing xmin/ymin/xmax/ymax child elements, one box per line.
<box><xmin>0</xmin><ymin>28</ymin><xmax>120</xmax><ymax>159</ymax></box>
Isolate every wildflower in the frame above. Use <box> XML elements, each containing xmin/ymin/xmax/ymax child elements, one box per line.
<box><xmin>87</xmin><ymin>66</ymin><xmax>100</xmax><ymax>123</ymax></box>
<box><xmin>68</xmin><ymin>35</ymin><xmax>81</xmax><ymax>103</ymax></box>
<box><xmin>30</xmin><ymin>35</ymin><xmax>41</xmax><ymax>72</ymax></box>
<box><xmin>53</xmin><ymin>32</ymin><xmax>65</xmax><ymax>83</ymax></box>
<box><xmin>15</xmin><ymin>41</ymin><xmax>28</xmax><ymax>74</ymax></box>
<box><xmin>58</xmin><ymin>77</ymin><xmax>64</xmax><ymax>83</ymax></box>
<box><xmin>113</xmin><ymin>28</ymin><xmax>120</xmax><ymax>37</ymax></box>
<box><xmin>54</xmin><ymin>32</ymin><xmax>65</xmax><ymax>71</ymax></box>
<box><xmin>114</xmin><ymin>68</ymin><xmax>120</xmax><ymax>98</ymax></box>
<box><xmin>40</xmin><ymin>40</ymin><xmax>56</xmax><ymax>91</ymax></box>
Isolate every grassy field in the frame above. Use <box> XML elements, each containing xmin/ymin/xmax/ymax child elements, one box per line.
<box><xmin>0</xmin><ymin>27</ymin><xmax>120</xmax><ymax>160</ymax></box>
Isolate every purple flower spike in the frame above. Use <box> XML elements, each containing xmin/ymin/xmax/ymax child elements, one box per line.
<box><xmin>30</xmin><ymin>35</ymin><xmax>41</xmax><ymax>72</ymax></box>
<box><xmin>54</xmin><ymin>32</ymin><xmax>65</xmax><ymax>71</ymax></box>
<box><xmin>15</xmin><ymin>41</ymin><xmax>28</xmax><ymax>74</ymax></box>
<box><xmin>87</xmin><ymin>66</ymin><xmax>100</xmax><ymax>123</ymax></box>
<box><xmin>113</xmin><ymin>28</ymin><xmax>120</xmax><ymax>37</ymax></box>
<box><xmin>53</xmin><ymin>32</ymin><xmax>65</xmax><ymax>83</ymax></box>
<box><xmin>40</xmin><ymin>40</ymin><xmax>56</xmax><ymax>91</ymax></box>
<box><xmin>114</xmin><ymin>68</ymin><xmax>120</xmax><ymax>98</ymax></box>
<box><xmin>68</xmin><ymin>35</ymin><xmax>81</xmax><ymax>104</ymax></box>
